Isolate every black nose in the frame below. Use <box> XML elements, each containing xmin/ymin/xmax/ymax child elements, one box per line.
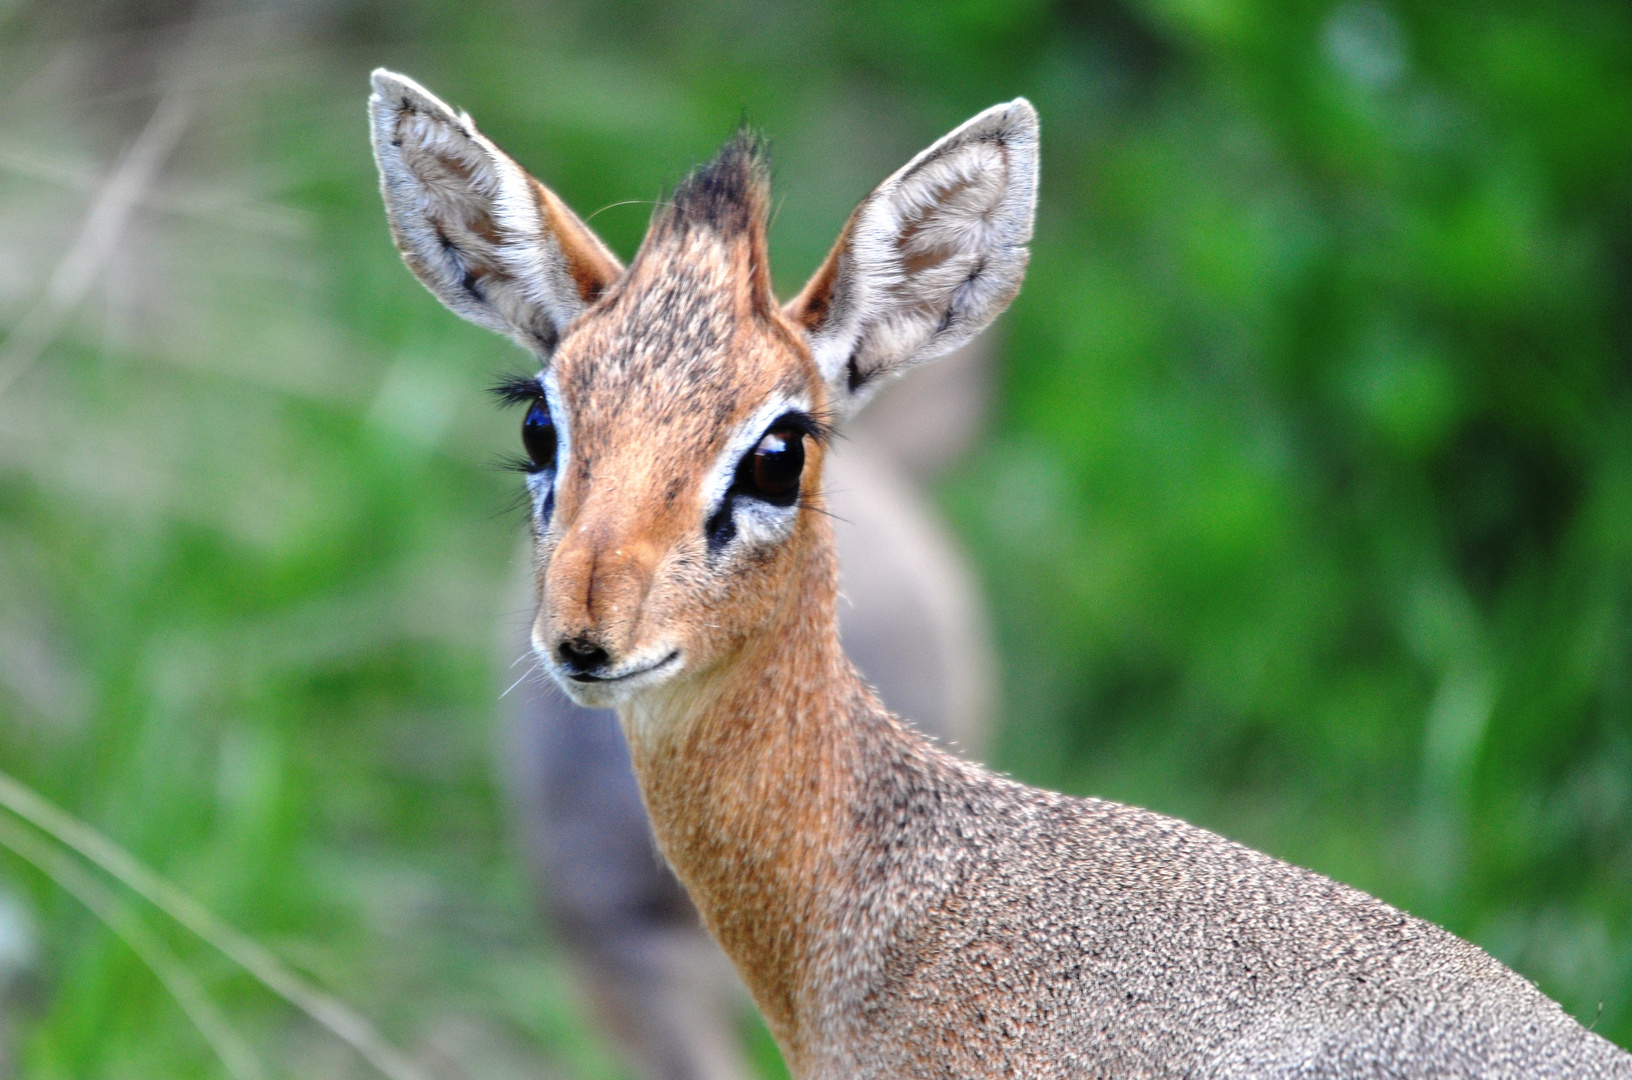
<box><xmin>557</xmin><ymin>639</ymin><xmax>610</xmax><ymax>676</ymax></box>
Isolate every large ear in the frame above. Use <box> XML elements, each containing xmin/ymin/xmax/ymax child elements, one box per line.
<box><xmin>786</xmin><ymin>99</ymin><xmax>1037</xmax><ymax>417</ymax></box>
<box><xmin>369</xmin><ymin>69</ymin><xmax>622</xmax><ymax>356</ymax></box>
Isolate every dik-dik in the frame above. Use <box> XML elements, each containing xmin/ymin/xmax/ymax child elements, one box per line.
<box><xmin>369</xmin><ymin>71</ymin><xmax>1632</xmax><ymax>1078</ymax></box>
<box><xmin>505</xmin><ymin>348</ymin><xmax>996</xmax><ymax>1080</ymax></box>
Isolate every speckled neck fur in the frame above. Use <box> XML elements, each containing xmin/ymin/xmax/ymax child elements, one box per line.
<box><xmin>368</xmin><ymin>69</ymin><xmax>1632</xmax><ymax>1079</ymax></box>
<box><xmin>622</xmin><ymin>515</ymin><xmax>1632</xmax><ymax>1080</ymax></box>
<box><xmin>619</xmin><ymin>511</ymin><xmax>852</xmax><ymax>1070</ymax></box>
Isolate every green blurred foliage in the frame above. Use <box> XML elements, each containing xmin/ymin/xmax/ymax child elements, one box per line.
<box><xmin>0</xmin><ymin>0</ymin><xmax>1628</xmax><ymax>1075</ymax></box>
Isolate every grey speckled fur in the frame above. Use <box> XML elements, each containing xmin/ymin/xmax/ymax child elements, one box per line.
<box><xmin>805</xmin><ymin>705</ymin><xmax>1632</xmax><ymax>1079</ymax></box>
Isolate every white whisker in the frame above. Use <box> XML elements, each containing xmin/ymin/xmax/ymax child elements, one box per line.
<box><xmin>501</xmin><ymin>661</ymin><xmax>541</xmax><ymax>699</ymax></box>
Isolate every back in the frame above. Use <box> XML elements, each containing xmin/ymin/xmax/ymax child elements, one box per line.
<box><xmin>814</xmin><ymin>722</ymin><xmax>1632</xmax><ymax>1080</ymax></box>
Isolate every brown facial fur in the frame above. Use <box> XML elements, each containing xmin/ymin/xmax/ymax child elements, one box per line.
<box><xmin>538</xmin><ymin>142</ymin><xmax>818</xmax><ymax>676</ymax></box>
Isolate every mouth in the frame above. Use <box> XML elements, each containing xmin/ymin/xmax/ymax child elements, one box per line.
<box><xmin>567</xmin><ymin>650</ymin><xmax>681</xmax><ymax>686</ymax></box>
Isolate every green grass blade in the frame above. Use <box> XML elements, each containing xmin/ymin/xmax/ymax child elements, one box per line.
<box><xmin>0</xmin><ymin>814</ymin><xmax>266</xmax><ymax>1080</ymax></box>
<box><xmin>0</xmin><ymin>770</ymin><xmax>427</xmax><ymax>1080</ymax></box>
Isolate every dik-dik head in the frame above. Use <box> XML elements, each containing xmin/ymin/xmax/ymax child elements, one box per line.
<box><xmin>369</xmin><ymin>71</ymin><xmax>1037</xmax><ymax>709</ymax></box>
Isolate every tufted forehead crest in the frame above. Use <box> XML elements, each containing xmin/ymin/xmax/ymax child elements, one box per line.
<box><xmin>614</xmin><ymin>129</ymin><xmax>778</xmax><ymax>331</ymax></box>
<box><xmin>552</xmin><ymin>130</ymin><xmax>786</xmax><ymax>424</ymax></box>
<box><xmin>654</xmin><ymin>129</ymin><xmax>770</xmax><ymax>241</ymax></box>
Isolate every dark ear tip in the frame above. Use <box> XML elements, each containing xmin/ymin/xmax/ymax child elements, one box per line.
<box><xmin>368</xmin><ymin>70</ymin><xmax>415</xmax><ymax>131</ymax></box>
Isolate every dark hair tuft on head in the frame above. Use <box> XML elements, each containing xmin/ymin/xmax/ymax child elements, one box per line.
<box><xmin>664</xmin><ymin>128</ymin><xmax>770</xmax><ymax>236</ymax></box>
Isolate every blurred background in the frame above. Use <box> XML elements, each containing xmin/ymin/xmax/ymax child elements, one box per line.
<box><xmin>1</xmin><ymin>0</ymin><xmax>1630</xmax><ymax>1076</ymax></box>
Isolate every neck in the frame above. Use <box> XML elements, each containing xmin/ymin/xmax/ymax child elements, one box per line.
<box><xmin>619</xmin><ymin>516</ymin><xmax>874</xmax><ymax>1067</ymax></box>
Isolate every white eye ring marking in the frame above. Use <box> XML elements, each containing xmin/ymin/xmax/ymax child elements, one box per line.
<box><xmin>699</xmin><ymin>393</ymin><xmax>813</xmax><ymax>551</ymax></box>
<box><xmin>526</xmin><ymin>369</ymin><xmax>571</xmax><ymax>525</ymax></box>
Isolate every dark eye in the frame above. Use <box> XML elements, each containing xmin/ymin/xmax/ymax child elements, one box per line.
<box><xmin>521</xmin><ymin>401</ymin><xmax>557</xmax><ymax>472</ymax></box>
<box><xmin>743</xmin><ymin>427</ymin><xmax>804</xmax><ymax>503</ymax></box>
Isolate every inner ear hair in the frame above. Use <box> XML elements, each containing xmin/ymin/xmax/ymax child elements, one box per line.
<box><xmin>369</xmin><ymin>69</ymin><xmax>622</xmax><ymax>356</ymax></box>
<box><xmin>786</xmin><ymin>98</ymin><xmax>1038</xmax><ymax>416</ymax></box>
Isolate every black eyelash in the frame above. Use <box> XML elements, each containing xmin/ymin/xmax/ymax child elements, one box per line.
<box><xmin>797</xmin><ymin>490</ymin><xmax>843</xmax><ymax>522</ymax></box>
<box><xmin>487</xmin><ymin>456</ymin><xmax>537</xmax><ymax>519</ymax></box>
<box><xmin>490</xmin><ymin>373</ymin><xmax>545</xmax><ymax>407</ymax></box>
<box><xmin>492</xmin><ymin>453</ymin><xmax>539</xmax><ymax>475</ymax></box>
<box><xmin>488</xmin><ymin>455</ymin><xmax>557</xmax><ymax>526</ymax></box>
<box><xmin>777</xmin><ymin>408</ymin><xmax>836</xmax><ymax>446</ymax></box>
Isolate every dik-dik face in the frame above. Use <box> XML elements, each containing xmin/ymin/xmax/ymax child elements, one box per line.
<box><xmin>510</xmin><ymin>193</ymin><xmax>832</xmax><ymax>708</ymax></box>
<box><xmin>369</xmin><ymin>71</ymin><xmax>1037</xmax><ymax>709</ymax></box>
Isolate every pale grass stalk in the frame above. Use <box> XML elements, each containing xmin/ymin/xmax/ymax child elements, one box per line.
<box><xmin>0</xmin><ymin>814</ymin><xmax>265</xmax><ymax>1080</ymax></box>
<box><xmin>0</xmin><ymin>770</ymin><xmax>428</xmax><ymax>1080</ymax></box>
<box><xmin>0</xmin><ymin>88</ymin><xmax>191</xmax><ymax>396</ymax></box>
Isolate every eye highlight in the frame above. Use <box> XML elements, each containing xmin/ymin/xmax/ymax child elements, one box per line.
<box><xmin>742</xmin><ymin>426</ymin><xmax>804</xmax><ymax>503</ymax></box>
<box><xmin>521</xmin><ymin>400</ymin><xmax>558</xmax><ymax>473</ymax></box>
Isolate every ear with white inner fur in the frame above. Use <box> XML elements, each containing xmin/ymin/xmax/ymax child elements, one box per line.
<box><xmin>369</xmin><ymin>69</ymin><xmax>622</xmax><ymax>356</ymax></box>
<box><xmin>785</xmin><ymin>99</ymin><xmax>1038</xmax><ymax>418</ymax></box>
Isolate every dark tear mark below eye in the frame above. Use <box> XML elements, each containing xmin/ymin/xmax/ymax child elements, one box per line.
<box><xmin>706</xmin><ymin>496</ymin><xmax>737</xmax><ymax>555</ymax></box>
